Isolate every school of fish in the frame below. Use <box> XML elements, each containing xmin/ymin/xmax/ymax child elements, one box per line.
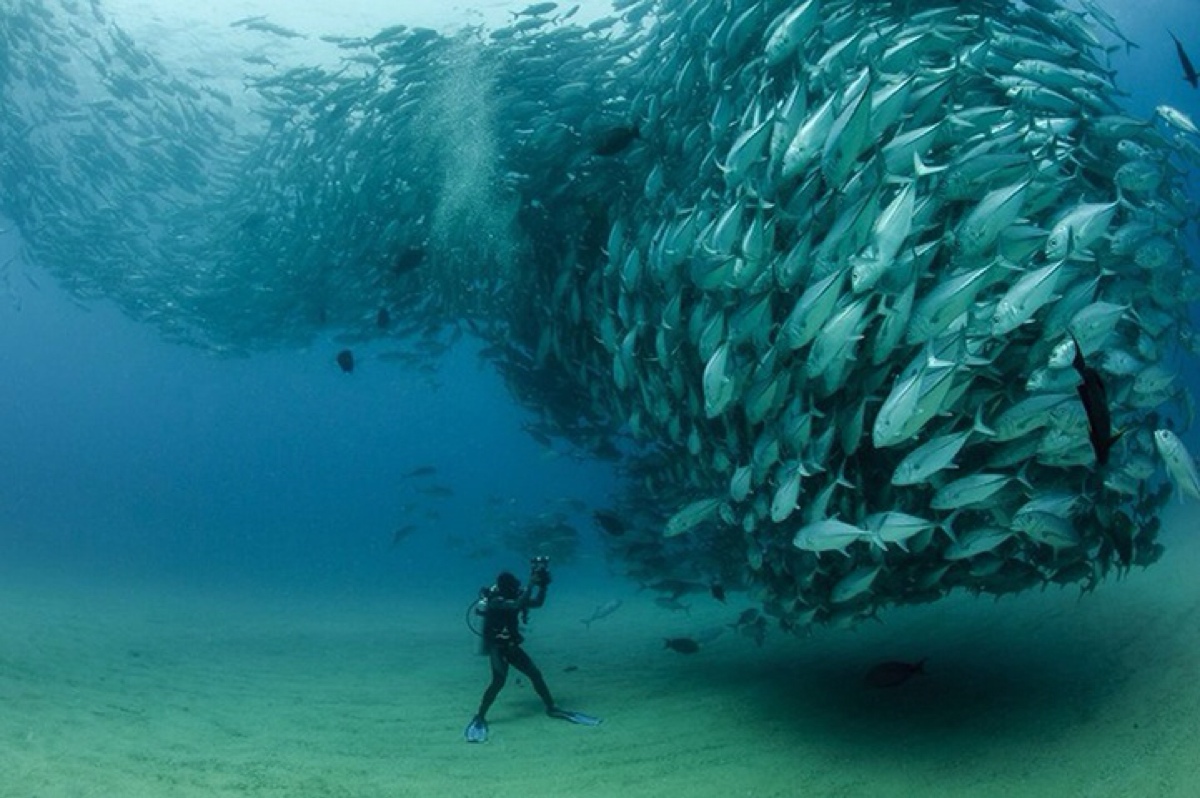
<box><xmin>1</xmin><ymin>0</ymin><xmax>1199</xmax><ymax>632</ymax></box>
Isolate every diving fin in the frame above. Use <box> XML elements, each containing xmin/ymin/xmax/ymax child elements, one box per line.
<box><xmin>547</xmin><ymin>707</ymin><xmax>603</xmax><ymax>726</ymax></box>
<box><xmin>464</xmin><ymin>714</ymin><xmax>489</xmax><ymax>743</ymax></box>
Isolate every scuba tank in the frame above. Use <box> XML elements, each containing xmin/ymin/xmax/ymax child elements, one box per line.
<box><xmin>465</xmin><ymin>586</ymin><xmax>492</xmax><ymax>656</ymax></box>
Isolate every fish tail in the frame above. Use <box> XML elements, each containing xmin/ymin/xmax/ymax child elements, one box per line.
<box><xmin>971</xmin><ymin>405</ymin><xmax>997</xmax><ymax>438</ymax></box>
<box><xmin>1067</xmin><ymin>330</ymin><xmax>1085</xmax><ymax>371</ymax></box>
<box><xmin>912</xmin><ymin>151</ymin><xmax>945</xmax><ymax>178</ymax></box>
<box><xmin>1015</xmin><ymin>461</ymin><xmax>1035</xmax><ymax>491</ymax></box>
<box><xmin>940</xmin><ymin>511</ymin><xmax>960</xmax><ymax>544</ymax></box>
<box><xmin>835</xmin><ymin>462</ymin><xmax>854</xmax><ymax>489</ymax></box>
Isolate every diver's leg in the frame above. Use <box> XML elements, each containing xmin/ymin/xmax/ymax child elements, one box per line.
<box><xmin>508</xmin><ymin>646</ymin><xmax>555</xmax><ymax>711</ymax></box>
<box><xmin>476</xmin><ymin>649</ymin><xmax>510</xmax><ymax>719</ymax></box>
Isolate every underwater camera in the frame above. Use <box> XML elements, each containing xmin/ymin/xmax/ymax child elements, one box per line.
<box><xmin>530</xmin><ymin>555</ymin><xmax>551</xmax><ymax>584</ymax></box>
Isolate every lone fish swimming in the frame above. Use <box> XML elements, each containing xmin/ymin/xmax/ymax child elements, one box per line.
<box><xmin>1169</xmin><ymin>31</ymin><xmax>1198</xmax><ymax>89</ymax></box>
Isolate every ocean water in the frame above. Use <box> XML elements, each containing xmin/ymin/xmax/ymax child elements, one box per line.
<box><xmin>2</xmin><ymin>0</ymin><xmax>1200</xmax><ymax>795</ymax></box>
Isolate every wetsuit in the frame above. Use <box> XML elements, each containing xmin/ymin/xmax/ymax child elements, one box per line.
<box><xmin>475</xmin><ymin>580</ymin><xmax>555</xmax><ymax>719</ymax></box>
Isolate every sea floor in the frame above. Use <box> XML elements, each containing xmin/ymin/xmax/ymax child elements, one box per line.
<box><xmin>2</xmin><ymin>509</ymin><xmax>1199</xmax><ymax>798</ymax></box>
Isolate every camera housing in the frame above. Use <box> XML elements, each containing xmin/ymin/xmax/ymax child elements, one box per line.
<box><xmin>530</xmin><ymin>556</ymin><xmax>551</xmax><ymax>586</ymax></box>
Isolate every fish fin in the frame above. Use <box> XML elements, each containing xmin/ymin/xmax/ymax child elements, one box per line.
<box><xmin>925</xmin><ymin>354</ymin><xmax>956</xmax><ymax>370</ymax></box>
<box><xmin>1057</xmin><ymin>226</ymin><xmax>1079</xmax><ymax>261</ymax></box>
<box><xmin>972</xmin><ymin>405</ymin><xmax>997</xmax><ymax>438</ymax></box>
<box><xmin>835</xmin><ymin>464</ymin><xmax>854</xmax><ymax>490</ymax></box>
<box><xmin>963</xmin><ymin>352</ymin><xmax>996</xmax><ymax>368</ymax></box>
<box><xmin>995</xmin><ymin>256</ymin><xmax>1025</xmax><ymax>274</ymax></box>
<box><xmin>941</xmin><ymin>511</ymin><xmax>960</xmax><ymax>544</ymax></box>
<box><xmin>1015</xmin><ymin>462</ymin><xmax>1035</xmax><ymax>491</ymax></box>
<box><xmin>913</xmin><ymin>151</ymin><xmax>946</xmax><ymax>177</ymax></box>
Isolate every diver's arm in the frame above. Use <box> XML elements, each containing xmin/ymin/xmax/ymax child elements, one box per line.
<box><xmin>524</xmin><ymin>581</ymin><xmax>548</xmax><ymax>609</ymax></box>
<box><xmin>479</xmin><ymin>570</ymin><xmax>549</xmax><ymax>613</ymax></box>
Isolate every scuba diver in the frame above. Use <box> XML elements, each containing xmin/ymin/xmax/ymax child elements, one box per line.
<box><xmin>464</xmin><ymin>556</ymin><xmax>601</xmax><ymax>743</ymax></box>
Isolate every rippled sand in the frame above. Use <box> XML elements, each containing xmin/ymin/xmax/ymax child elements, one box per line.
<box><xmin>2</xmin><ymin>509</ymin><xmax>1198</xmax><ymax>798</ymax></box>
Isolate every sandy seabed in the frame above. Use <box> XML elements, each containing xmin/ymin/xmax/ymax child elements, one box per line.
<box><xmin>2</xmin><ymin>509</ymin><xmax>1199</xmax><ymax>798</ymax></box>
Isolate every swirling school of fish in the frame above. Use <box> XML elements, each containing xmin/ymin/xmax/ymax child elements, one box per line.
<box><xmin>2</xmin><ymin>0</ymin><xmax>1200</xmax><ymax>630</ymax></box>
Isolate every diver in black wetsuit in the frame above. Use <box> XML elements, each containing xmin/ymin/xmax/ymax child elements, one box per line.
<box><xmin>464</xmin><ymin>557</ymin><xmax>601</xmax><ymax>743</ymax></box>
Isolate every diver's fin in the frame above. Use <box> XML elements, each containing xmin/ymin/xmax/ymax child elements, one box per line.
<box><xmin>464</xmin><ymin>714</ymin><xmax>489</xmax><ymax>743</ymax></box>
<box><xmin>547</xmin><ymin>707</ymin><xmax>603</xmax><ymax>726</ymax></box>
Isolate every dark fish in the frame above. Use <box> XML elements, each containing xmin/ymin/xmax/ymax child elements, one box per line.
<box><xmin>664</xmin><ymin>636</ymin><xmax>700</xmax><ymax>654</ymax></box>
<box><xmin>643</xmin><ymin>578</ymin><xmax>702</xmax><ymax>598</ymax></box>
<box><xmin>514</xmin><ymin>1</ymin><xmax>558</xmax><ymax>16</ymax></box>
<box><xmin>710</xmin><ymin>581</ymin><xmax>726</xmax><ymax>603</ymax></box>
<box><xmin>1100</xmin><ymin>509</ymin><xmax>1134</xmax><ymax>568</ymax></box>
<box><xmin>336</xmin><ymin>349</ymin><xmax>355</xmax><ymax>373</ymax></box>
<box><xmin>1068</xmin><ymin>333</ymin><xmax>1122</xmax><ymax>466</ymax></box>
<box><xmin>593</xmin><ymin>124</ymin><xmax>640</xmax><ymax>156</ymax></box>
<box><xmin>376</xmin><ymin>306</ymin><xmax>391</xmax><ymax>329</ymax></box>
<box><xmin>654</xmin><ymin>596</ymin><xmax>691</xmax><ymax>613</ymax></box>
<box><xmin>593</xmin><ymin>509</ymin><xmax>626</xmax><ymax>537</ymax></box>
<box><xmin>403</xmin><ymin>465</ymin><xmax>438</xmax><ymax>478</ymax></box>
<box><xmin>733</xmin><ymin>608</ymin><xmax>760</xmax><ymax>625</ymax></box>
<box><xmin>230</xmin><ymin>14</ymin><xmax>268</xmax><ymax>28</ymax></box>
<box><xmin>392</xmin><ymin>245</ymin><xmax>425</xmax><ymax>276</ymax></box>
<box><xmin>242</xmin><ymin>19</ymin><xmax>305</xmax><ymax>39</ymax></box>
<box><xmin>864</xmin><ymin>659</ymin><xmax>926</xmax><ymax>688</ymax></box>
<box><xmin>391</xmin><ymin>524</ymin><xmax>417</xmax><ymax>547</ymax></box>
<box><xmin>738</xmin><ymin>616</ymin><xmax>767</xmax><ymax>647</ymax></box>
<box><xmin>1170</xmin><ymin>31</ymin><xmax>1199</xmax><ymax>89</ymax></box>
<box><xmin>563</xmin><ymin>664</ymin><xmax>579</xmax><ymax>673</ymax></box>
<box><xmin>581</xmin><ymin>599</ymin><xmax>622</xmax><ymax>628</ymax></box>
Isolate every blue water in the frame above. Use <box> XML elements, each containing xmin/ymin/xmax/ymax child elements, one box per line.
<box><xmin>0</xmin><ymin>0</ymin><xmax>1197</xmax><ymax>623</ymax></box>
<box><xmin>0</xmin><ymin>224</ymin><xmax>617</xmax><ymax>596</ymax></box>
<box><xmin>0</xmin><ymin>0</ymin><xmax>1195</xmax><ymax>617</ymax></box>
